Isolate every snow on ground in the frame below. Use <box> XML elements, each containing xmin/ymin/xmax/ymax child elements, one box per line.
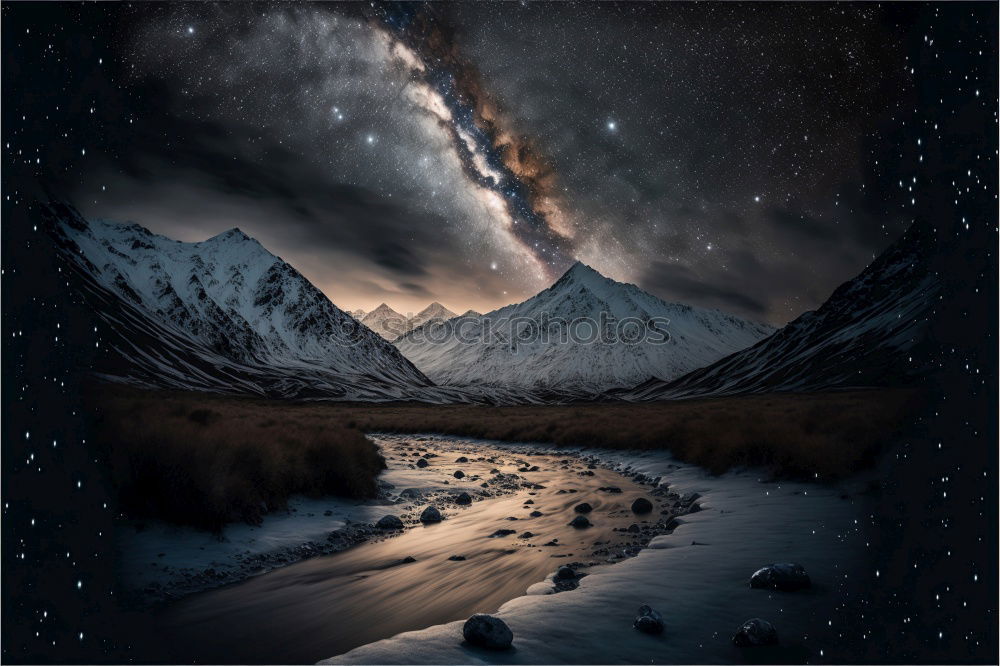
<box><xmin>322</xmin><ymin>443</ymin><xmax>872</xmax><ymax>664</ymax></box>
<box><xmin>116</xmin><ymin>435</ymin><xmax>538</xmax><ymax>601</ymax></box>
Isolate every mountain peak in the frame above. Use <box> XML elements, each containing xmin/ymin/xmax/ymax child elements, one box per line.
<box><xmin>417</xmin><ymin>301</ymin><xmax>453</xmax><ymax>317</ymax></box>
<box><xmin>205</xmin><ymin>227</ymin><xmax>254</xmax><ymax>244</ymax></box>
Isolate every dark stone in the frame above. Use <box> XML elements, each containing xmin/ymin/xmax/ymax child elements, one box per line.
<box><xmin>456</xmin><ymin>456</ymin><xmax>469</xmax><ymax>463</ymax></box>
<box><xmin>631</xmin><ymin>497</ymin><xmax>654</xmax><ymax>514</ymax></box>
<box><xmin>455</xmin><ymin>492</ymin><xmax>472</xmax><ymax>505</ymax></box>
<box><xmin>420</xmin><ymin>506</ymin><xmax>442</xmax><ymax>523</ymax></box>
<box><xmin>489</xmin><ymin>529</ymin><xmax>516</xmax><ymax>538</ymax></box>
<box><xmin>518</xmin><ymin>531</ymin><xmax>534</xmax><ymax>539</ymax></box>
<box><xmin>749</xmin><ymin>563</ymin><xmax>811</xmax><ymax>591</ymax></box>
<box><xmin>448</xmin><ymin>555</ymin><xmax>467</xmax><ymax>561</ymax></box>
<box><xmin>574</xmin><ymin>502</ymin><xmax>593</xmax><ymax>513</ymax></box>
<box><xmin>556</xmin><ymin>565</ymin><xmax>576</xmax><ymax>580</ymax></box>
<box><xmin>732</xmin><ymin>618</ymin><xmax>778</xmax><ymax>647</ymax></box>
<box><xmin>627</xmin><ymin>523</ymin><xmax>641</xmax><ymax>533</ymax></box>
<box><xmin>462</xmin><ymin>614</ymin><xmax>513</xmax><ymax>650</ymax></box>
<box><xmin>416</xmin><ymin>458</ymin><xmax>429</xmax><ymax>468</ymax></box>
<box><xmin>401</xmin><ymin>556</ymin><xmax>416</xmax><ymax>563</ymax></box>
<box><xmin>529</xmin><ymin>510</ymin><xmax>543</xmax><ymax>517</ymax></box>
<box><xmin>524</xmin><ymin>499</ymin><xmax>534</xmax><ymax>505</ymax></box>
<box><xmin>376</xmin><ymin>515</ymin><xmax>404</xmax><ymax>530</ymax></box>
<box><xmin>569</xmin><ymin>515</ymin><xmax>591</xmax><ymax>528</ymax></box>
<box><xmin>633</xmin><ymin>605</ymin><xmax>664</xmax><ymax>634</ymax></box>
<box><xmin>598</xmin><ymin>486</ymin><xmax>622</xmax><ymax>494</ymax></box>
<box><xmin>454</xmin><ymin>470</ymin><xmax>466</xmax><ymax>479</ymax></box>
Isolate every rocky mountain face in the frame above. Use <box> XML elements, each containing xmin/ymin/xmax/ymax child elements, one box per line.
<box><xmin>41</xmin><ymin>202</ymin><xmax>465</xmax><ymax>401</ymax></box>
<box><xmin>614</xmin><ymin>221</ymin><xmax>943</xmax><ymax>401</ymax></box>
<box><xmin>394</xmin><ymin>261</ymin><xmax>774</xmax><ymax>397</ymax></box>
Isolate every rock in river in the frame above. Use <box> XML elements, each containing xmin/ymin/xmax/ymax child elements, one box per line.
<box><xmin>749</xmin><ymin>563</ymin><xmax>811</xmax><ymax>591</ymax></box>
<box><xmin>633</xmin><ymin>604</ymin><xmax>664</xmax><ymax>634</ymax></box>
<box><xmin>462</xmin><ymin>613</ymin><xmax>513</xmax><ymax>650</ymax></box>
<box><xmin>453</xmin><ymin>470</ymin><xmax>466</xmax><ymax>479</ymax></box>
<box><xmin>732</xmin><ymin>618</ymin><xmax>778</xmax><ymax>647</ymax></box>
<box><xmin>631</xmin><ymin>497</ymin><xmax>653</xmax><ymax>514</ymax></box>
<box><xmin>454</xmin><ymin>492</ymin><xmax>472</xmax><ymax>505</ymax></box>
<box><xmin>420</xmin><ymin>506</ymin><xmax>443</xmax><ymax>523</ymax></box>
<box><xmin>375</xmin><ymin>515</ymin><xmax>404</xmax><ymax>530</ymax></box>
<box><xmin>573</xmin><ymin>502</ymin><xmax>593</xmax><ymax>514</ymax></box>
<box><xmin>555</xmin><ymin>565</ymin><xmax>576</xmax><ymax>580</ymax></box>
<box><xmin>568</xmin><ymin>515</ymin><xmax>592</xmax><ymax>528</ymax></box>
<box><xmin>416</xmin><ymin>458</ymin><xmax>429</xmax><ymax>468</ymax></box>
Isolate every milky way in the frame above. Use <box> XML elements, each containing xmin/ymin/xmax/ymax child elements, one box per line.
<box><xmin>12</xmin><ymin>2</ymin><xmax>991</xmax><ymax>322</ymax></box>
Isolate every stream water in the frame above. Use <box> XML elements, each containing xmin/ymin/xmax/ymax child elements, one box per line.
<box><xmin>148</xmin><ymin>436</ymin><xmax>683</xmax><ymax>664</ymax></box>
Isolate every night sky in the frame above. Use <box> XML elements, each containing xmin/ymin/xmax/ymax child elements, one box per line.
<box><xmin>4</xmin><ymin>2</ymin><xmax>980</xmax><ymax>322</ymax></box>
<box><xmin>2</xmin><ymin>3</ymin><xmax>997</xmax><ymax>664</ymax></box>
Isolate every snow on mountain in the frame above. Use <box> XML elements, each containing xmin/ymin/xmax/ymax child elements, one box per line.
<box><xmin>409</xmin><ymin>302</ymin><xmax>457</xmax><ymax>330</ymax></box>
<box><xmin>615</xmin><ymin>221</ymin><xmax>942</xmax><ymax>401</ymax></box>
<box><xmin>458</xmin><ymin>309</ymin><xmax>480</xmax><ymax>318</ymax></box>
<box><xmin>393</xmin><ymin>261</ymin><xmax>774</xmax><ymax>396</ymax></box>
<box><xmin>359</xmin><ymin>302</ymin><xmax>457</xmax><ymax>341</ymax></box>
<box><xmin>348</xmin><ymin>309</ymin><xmax>366</xmax><ymax>320</ymax></box>
<box><xmin>41</xmin><ymin>202</ymin><xmax>464</xmax><ymax>401</ymax></box>
<box><xmin>359</xmin><ymin>304</ymin><xmax>408</xmax><ymax>341</ymax></box>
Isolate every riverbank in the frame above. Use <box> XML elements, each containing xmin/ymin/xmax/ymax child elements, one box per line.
<box><xmin>323</xmin><ymin>444</ymin><xmax>876</xmax><ymax>664</ymax></box>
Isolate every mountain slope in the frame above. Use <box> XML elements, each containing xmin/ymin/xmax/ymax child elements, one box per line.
<box><xmin>41</xmin><ymin>202</ymin><xmax>456</xmax><ymax>401</ymax></box>
<box><xmin>409</xmin><ymin>302</ymin><xmax>457</xmax><ymax>330</ymax></box>
<box><xmin>616</xmin><ymin>221</ymin><xmax>942</xmax><ymax>400</ymax></box>
<box><xmin>359</xmin><ymin>304</ymin><xmax>407</xmax><ymax>341</ymax></box>
<box><xmin>394</xmin><ymin>262</ymin><xmax>774</xmax><ymax>395</ymax></box>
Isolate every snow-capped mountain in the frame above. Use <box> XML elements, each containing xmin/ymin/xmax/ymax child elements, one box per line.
<box><xmin>348</xmin><ymin>308</ymin><xmax>366</xmax><ymax>320</ymax></box>
<box><xmin>615</xmin><ymin>221</ymin><xmax>942</xmax><ymax>401</ymax></box>
<box><xmin>393</xmin><ymin>261</ymin><xmax>774</xmax><ymax>395</ymax></box>
<box><xmin>409</xmin><ymin>302</ymin><xmax>457</xmax><ymax>330</ymax></box>
<box><xmin>41</xmin><ymin>202</ymin><xmax>464</xmax><ymax>401</ymax></box>
<box><xmin>458</xmin><ymin>309</ymin><xmax>481</xmax><ymax>318</ymax></box>
<box><xmin>359</xmin><ymin>302</ymin><xmax>457</xmax><ymax>341</ymax></box>
<box><xmin>359</xmin><ymin>303</ymin><xmax>408</xmax><ymax>341</ymax></box>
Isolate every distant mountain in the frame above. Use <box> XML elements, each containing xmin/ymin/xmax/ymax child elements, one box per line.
<box><xmin>359</xmin><ymin>302</ymin><xmax>456</xmax><ymax>341</ymax></box>
<box><xmin>360</xmin><ymin>304</ymin><xmax>407</xmax><ymax>341</ymax></box>
<box><xmin>409</xmin><ymin>302</ymin><xmax>457</xmax><ymax>330</ymax></box>
<box><xmin>614</xmin><ymin>221</ymin><xmax>942</xmax><ymax>401</ymax></box>
<box><xmin>394</xmin><ymin>261</ymin><xmax>774</xmax><ymax>396</ymax></box>
<box><xmin>41</xmin><ymin>202</ymin><xmax>466</xmax><ymax>401</ymax></box>
<box><xmin>458</xmin><ymin>309</ymin><xmax>481</xmax><ymax>318</ymax></box>
<box><xmin>348</xmin><ymin>308</ymin><xmax>366</xmax><ymax>320</ymax></box>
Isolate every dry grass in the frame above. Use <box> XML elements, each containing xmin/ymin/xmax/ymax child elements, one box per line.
<box><xmin>89</xmin><ymin>387</ymin><xmax>921</xmax><ymax>530</ymax></box>
<box><xmin>89</xmin><ymin>390</ymin><xmax>387</xmax><ymax>531</ymax></box>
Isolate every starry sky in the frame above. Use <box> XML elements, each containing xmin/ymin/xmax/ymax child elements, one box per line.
<box><xmin>1</xmin><ymin>2</ymin><xmax>963</xmax><ymax>323</ymax></box>
<box><xmin>1</xmin><ymin>4</ymin><xmax>997</xmax><ymax>664</ymax></box>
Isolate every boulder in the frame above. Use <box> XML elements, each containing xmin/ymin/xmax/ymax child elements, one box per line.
<box><xmin>456</xmin><ymin>456</ymin><xmax>469</xmax><ymax>463</ymax></box>
<box><xmin>416</xmin><ymin>458</ymin><xmax>429</xmax><ymax>468</ymax></box>
<box><xmin>376</xmin><ymin>515</ymin><xmax>404</xmax><ymax>530</ymax></box>
<box><xmin>529</xmin><ymin>510</ymin><xmax>543</xmax><ymax>517</ymax></box>
<box><xmin>455</xmin><ymin>492</ymin><xmax>472</xmax><ymax>505</ymax></box>
<box><xmin>631</xmin><ymin>497</ymin><xmax>653</xmax><ymax>514</ymax></box>
<box><xmin>732</xmin><ymin>618</ymin><xmax>778</xmax><ymax>647</ymax></box>
<box><xmin>556</xmin><ymin>565</ymin><xmax>576</xmax><ymax>580</ymax></box>
<box><xmin>749</xmin><ymin>563</ymin><xmax>811</xmax><ymax>591</ymax></box>
<box><xmin>633</xmin><ymin>604</ymin><xmax>664</xmax><ymax>634</ymax></box>
<box><xmin>574</xmin><ymin>502</ymin><xmax>593</xmax><ymax>513</ymax></box>
<box><xmin>454</xmin><ymin>470</ymin><xmax>466</xmax><ymax>479</ymax></box>
<box><xmin>462</xmin><ymin>614</ymin><xmax>513</xmax><ymax>650</ymax></box>
<box><xmin>420</xmin><ymin>506</ymin><xmax>442</xmax><ymax>523</ymax></box>
<box><xmin>568</xmin><ymin>515</ymin><xmax>591</xmax><ymax>528</ymax></box>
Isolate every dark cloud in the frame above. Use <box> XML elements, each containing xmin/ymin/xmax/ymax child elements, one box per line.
<box><xmin>644</xmin><ymin>259</ymin><xmax>770</xmax><ymax>318</ymax></box>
